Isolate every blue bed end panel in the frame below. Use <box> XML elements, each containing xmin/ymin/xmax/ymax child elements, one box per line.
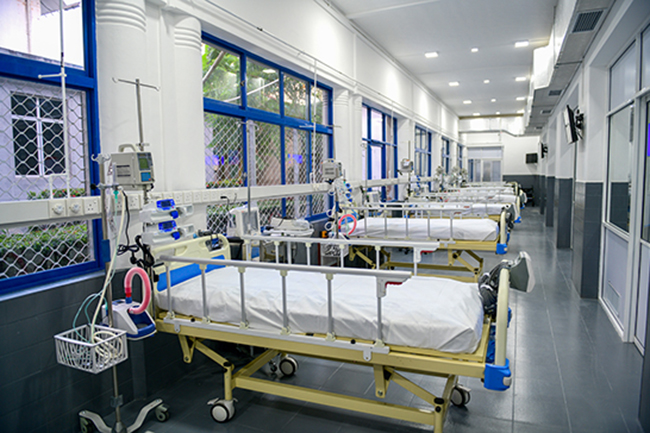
<box><xmin>496</xmin><ymin>243</ymin><xmax>507</xmax><ymax>255</ymax></box>
<box><xmin>156</xmin><ymin>255</ymin><xmax>225</xmax><ymax>292</ymax></box>
<box><xmin>515</xmin><ymin>216</ymin><xmax>522</xmax><ymax>223</ymax></box>
<box><xmin>507</xmin><ymin>232</ymin><xmax>510</xmax><ymax>243</ymax></box>
<box><xmin>484</xmin><ymin>359</ymin><xmax>511</xmax><ymax>391</ymax></box>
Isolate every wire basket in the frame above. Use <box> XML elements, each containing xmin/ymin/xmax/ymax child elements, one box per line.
<box><xmin>54</xmin><ymin>325</ymin><xmax>128</xmax><ymax>374</ymax></box>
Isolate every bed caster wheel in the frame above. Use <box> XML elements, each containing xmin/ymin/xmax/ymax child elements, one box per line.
<box><xmin>155</xmin><ymin>404</ymin><xmax>170</xmax><ymax>422</ymax></box>
<box><xmin>80</xmin><ymin>418</ymin><xmax>95</xmax><ymax>433</ymax></box>
<box><xmin>279</xmin><ymin>356</ymin><xmax>299</xmax><ymax>377</ymax></box>
<box><xmin>450</xmin><ymin>385</ymin><xmax>471</xmax><ymax>407</ymax></box>
<box><xmin>210</xmin><ymin>400</ymin><xmax>235</xmax><ymax>423</ymax></box>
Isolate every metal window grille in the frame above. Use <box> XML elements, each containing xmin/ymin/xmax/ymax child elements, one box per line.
<box><xmin>204</xmin><ymin>113</ymin><xmax>243</xmax><ymax>189</ymax></box>
<box><xmin>285</xmin><ymin>127</ymin><xmax>308</xmax><ymax>185</ymax></box>
<box><xmin>206</xmin><ymin>202</ymin><xmax>239</xmax><ymax>236</ymax></box>
<box><xmin>257</xmin><ymin>198</ymin><xmax>283</xmax><ymax>226</ymax></box>
<box><xmin>1</xmin><ymin>77</ymin><xmax>87</xmax><ymax>201</ymax></box>
<box><xmin>253</xmin><ymin>121</ymin><xmax>281</xmax><ymax>187</ymax></box>
<box><xmin>1</xmin><ymin>221</ymin><xmax>93</xmax><ymax>280</ymax></box>
<box><xmin>0</xmin><ymin>77</ymin><xmax>93</xmax><ymax>280</ymax></box>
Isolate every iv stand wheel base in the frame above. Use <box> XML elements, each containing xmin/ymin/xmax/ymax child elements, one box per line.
<box><xmin>79</xmin><ymin>398</ymin><xmax>168</xmax><ymax>433</ymax></box>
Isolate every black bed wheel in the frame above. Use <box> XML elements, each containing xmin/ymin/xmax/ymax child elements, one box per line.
<box><xmin>210</xmin><ymin>401</ymin><xmax>235</xmax><ymax>423</ymax></box>
<box><xmin>450</xmin><ymin>386</ymin><xmax>471</xmax><ymax>407</ymax></box>
<box><xmin>279</xmin><ymin>356</ymin><xmax>299</xmax><ymax>377</ymax></box>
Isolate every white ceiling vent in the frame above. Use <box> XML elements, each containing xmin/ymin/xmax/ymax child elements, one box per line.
<box><xmin>572</xmin><ymin>10</ymin><xmax>603</xmax><ymax>33</ymax></box>
<box><xmin>548</xmin><ymin>89</ymin><xmax>563</xmax><ymax>96</ymax></box>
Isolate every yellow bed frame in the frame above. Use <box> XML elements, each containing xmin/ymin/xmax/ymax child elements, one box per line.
<box><xmin>343</xmin><ymin>208</ymin><xmax>509</xmax><ymax>282</ymax></box>
<box><xmin>151</xmin><ymin>235</ymin><xmax>513</xmax><ymax>432</ymax></box>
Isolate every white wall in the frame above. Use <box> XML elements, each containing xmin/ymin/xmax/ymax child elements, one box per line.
<box><xmin>461</xmin><ymin>131</ymin><xmax>539</xmax><ymax>176</ymax></box>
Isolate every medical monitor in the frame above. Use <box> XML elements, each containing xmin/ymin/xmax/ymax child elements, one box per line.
<box><xmin>563</xmin><ymin>105</ymin><xmax>579</xmax><ymax>144</ymax></box>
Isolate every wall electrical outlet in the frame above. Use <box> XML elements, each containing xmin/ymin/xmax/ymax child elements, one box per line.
<box><xmin>127</xmin><ymin>193</ymin><xmax>141</xmax><ymax>211</ymax></box>
<box><xmin>202</xmin><ymin>190</ymin><xmax>210</xmax><ymax>203</ymax></box>
<box><xmin>174</xmin><ymin>192</ymin><xmax>184</xmax><ymax>205</ymax></box>
<box><xmin>49</xmin><ymin>199</ymin><xmax>67</xmax><ymax>218</ymax></box>
<box><xmin>184</xmin><ymin>191</ymin><xmax>193</xmax><ymax>204</ymax></box>
<box><xmin>84</xmin><ymin>197</ymin><xmax>101</xmax><ymax>215</ymax></box>
<box><xmin>67</xmin><ymin>198</ymin><xmax>84</xmax><ymax>216</ymax></box>
<box><xmin>193</xmin><ymin>191</ymin><xmax>202</xmax><ymax>204</ymax></box>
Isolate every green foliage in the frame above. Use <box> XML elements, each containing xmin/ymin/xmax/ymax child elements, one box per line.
<box><xmin>27</xmin><ymin>188</ymin><xmax>86</xmax><ymax>200</ymax></box>
<box><xmin>0</xmin><ymin>223</ymin><xmax>90</xmax><ymax>279</ymax></box>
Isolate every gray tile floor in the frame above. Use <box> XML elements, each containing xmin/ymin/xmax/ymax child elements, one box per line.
<box><xmin>126</xmin><ymin>209</ymin><xmax>644</xmax><ymax>432</ymax></box>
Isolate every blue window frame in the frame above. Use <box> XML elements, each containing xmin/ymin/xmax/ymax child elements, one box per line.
<box><xmin>0</xmin><ymin>0</ymin><xmax>102</xmax><ymax>294</ymax></box>
<box><xmin>457</xmin><ymin>144</ymin><xmax>464</xmax><ymax>169</ymax></box>
<box><xmin>414</xmin><ymin>126</ymin><xmax>432</xmax><ymax>190</ymax></box>
<box><xmin>202</xmin><ymin>34</ymin><xmax>333</xmax><ymax>225</ymax></box>
<box><xmin>362</xmin><ymin>105</ymin><xmax>398</xmax><ymax>200</ymax></box>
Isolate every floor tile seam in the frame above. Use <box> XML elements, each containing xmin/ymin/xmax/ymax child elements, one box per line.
<box><xmin>544</xmin><ymin>293</ymin><xmax>573</xmax><ymax>433</ymax></box>
<box><xmin>577</xmin><ymin>298</ymin><xmax>617</xmax><ymax>394</ymax></box>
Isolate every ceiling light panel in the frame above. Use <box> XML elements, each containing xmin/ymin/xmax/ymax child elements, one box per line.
<box><xmin>515</xmin><ymin>76</ymin><xmax>528</xmax><ymax>81</ymax></box>
<box><xmin>483</xmin><ymin>79</ymin><xmax>490</xmax><ymax>84</ymax></box>
<box><xmin>515</xmin><ymin>40</ymin><xmax>529</xmax><ymax>48</ymax></box>
<box><xmin>425</xmin><ymin>51</ymin><xmax>439</xmax><ymax>58</ymax></box>
<box><xmin>471</xmin><ymin>47</ymin><xmax>479</xmax><ymax>53</ymax></box>
<box><xmin>463</xmin><ymin>100</ymin><xmax>472</xmax><ymax>104</ymax></box>
<box><xmin>516</xmin><ymin>96</ymin><xmax>526</xmax><ymax>101</ymax></box>
<box><xmin>449</xmin><ymin>81</ymin><xmax>460</xmax><ymax>87</ymax></box>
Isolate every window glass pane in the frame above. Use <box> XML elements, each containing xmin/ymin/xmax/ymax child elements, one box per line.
<box><xmin>253</xmin><ymin>122</ymin><xmax>281</xmax><ymax>185</ymax></box>
<box><xmin>641</xmin><ymin>27</ymin><xmax>650</xmax><ymax>87</ymax></box>
<box><xmin>610</xmin><ymin>44</ymin><xmax>637</xmax><ymax>110</ymax></box>
<box><xmin>371</xmin><ymin>110</ymin><xmax>383</xmax><ymax>140</ymax></box>
<box><xmin>202</xmin><ymin>44</ymin><xmax>241</xmax><ymax>105</ymax></box>
<box><xmin>312</xmin><ymin>133</ymin><xmax>328</xmax><ymax>183</ymax></box>
<box><xmin>0</xmin><ymin>1</ymin><xmax>84</xmax><ymax>68</ymax></box>
<box><xmin>386</xmin><ymin>146</ymin><xmax>395</xmax><ymax>178</ymax></box>
<box><xmin>247</xmin><ymin>59</ymin><xmax>279</xmax><ymax>114</ymax></box>
<box><xmin>284</xmin><ymin>74</ymin><xmax>307</xmax><ymax>120</ymax></box>
<box><xmin>386</xmin><ymin>116</ymin><xmax>394</xmax><ymax>143</ymax></box>
<box><xmin>642</xmin><ymin>100</ymin><xmax>650</xmax><ymax>242</ymax></box>
<box><xmin>2</xmin><ymin>77</ymin><xmax>86</xmax><ymax>200</ymax></box>
<box><xmin>607</xmin><ymin>104</ymin><xmax>634</xmax><ymax>232</ymax></box>
<box><xmin>285</xmin><ymin>127</ymin><xmax>308</xmax><ymax>184</ymax></box>
<box><xmin>204</xmin><ymin>113</ymin><xmax>243</xmax><ymax>188</ymax></box>
<box><xmin>311</xmin><ymin>87</ymin><xmax>330</xmax><ymax>125</ymax></box>
<box><xmin>362</xmin><ymin>107</ymin><xmax>368</xmax><ymax>139</ymax></box>
<box><xmin>370</xmin><ymin>145</ymin><xmax>382</xmax><ymax>179</ymax></box>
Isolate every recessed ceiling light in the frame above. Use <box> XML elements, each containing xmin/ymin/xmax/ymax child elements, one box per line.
<box><xmin>463</xmin><ymin>100</ymin><xmax>472</xmax><ymax>104</ymax></box>
<box><xmin>483</xmin><ymin>79</ymin><xmax>490</xmax><ymax>84</ymax></box>
<box><xmin>449</xmin><ymin>81</ymin><xmax>460</xmax><ymax>87</ymax></box>
<box><xmin>473</xmin><ymin>113</ymin><xmax>480</xmax><ymax>116</ymax></box>
<box><xmin>471</xmin><ymin>47</ymin><xmax>479</xmax><ymax>53</ymax></box>
<box><xmin>496</xmin><ymin>111</ymin><xmax>501</xmax><ymax>115</ymax></box>
<box><xmin>425</xmin><ymin>51</ymin><xmax>439</xmax><ymax>58</ymax></box>
<box><xmin>515</xmin><ymin>40</ymin><xmax>529</xmax><ymax>48</ymax></box>
<box><xmin>516</xmin><ymin>96</ymin><xmax>526</xmax><ymax>101</ymax></box>
<box><xmin>515</xmin><ymin>76</ymin><xmax>528</xmax><ymax>82</ymax></box>
<box><xmin>517</xmin><ymin>109</ymin><xmax>525</xmax><ymax>114</ymax></box>
<box><xmin>491</xmin><ymin>98</ymin><xmax>496</xmax><ymax>102</ymax></box>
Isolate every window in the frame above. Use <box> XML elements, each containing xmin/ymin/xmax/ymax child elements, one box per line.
<box><xmin>202</xmin><ymin>36</ymin><xmax>333</xmax><ymax>229</ymax></box>
<box><xmin>0</xmin><ymin>1</ymin><xmax>85</xmax><ymax>68</ymax></box>
<box><xmin>606</xmin><ymin>104</ymin><xmax>634</xmax><ymax>233</ymax></box>
<box><xmin>0</xmin><ymin>1</ymin><xmax>100</xmax><ymax>293</ymax></box>
<box><xmin>642</xmin><ymin>100</ymin><xmax>650</xmax><ymax>242</ymax></box>
<box><xmin>11</xmin><ymin>93</ymin><xmax>65</xmax><ymax>176</ymax></box>
<box><xmin>414</xmin><ymin>126</ymin><xmax>431</xmax><ymax>178</ymax></box>
<box><xmin>441</xmin><ymin>138</ymin><xmax>450</xmax><ymax>173</ymax></box>
<box><xmin>610</xmin><ymin>44</ymin><xmax>637</xmax><ymax>110</ymax></box>
<box><xmin>362</xmin><ymin>105</ymin><xmax>398</xmax><ymax>200</ymax></box>
<box><xmin>643</xmin><ymin>26</ymin><xmax>650</xmax><ymax>89</ymax></box>
<box><xmin>467</xmin><ymin>146</ymin><xmax>503</xmax><ymax>183</ymax></box>
<box><xmin>457</xmin><ymin>144</ymin><xmax>464</xmax><ymax>169</ymax></box>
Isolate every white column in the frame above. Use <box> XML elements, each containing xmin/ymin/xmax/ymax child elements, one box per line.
<box><xmin>165</xmin><ymin>13</ymin><xmax>204</xmax><ymax>192</ymax></box>
<box><xmin>95</xmin><ymin>0</ymin><xmax>147</xmax><ymax>154</ymax></box>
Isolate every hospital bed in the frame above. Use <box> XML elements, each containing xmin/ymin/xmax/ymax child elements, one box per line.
<box><xmin>150</xmin><ymin>234</ymin><xmax>529</xmax><ymax>432</ymax></box>
<box><xmin>334</xmin><ymin>204</ymin><xmax>509</xmax><ymax>282</ymax></box>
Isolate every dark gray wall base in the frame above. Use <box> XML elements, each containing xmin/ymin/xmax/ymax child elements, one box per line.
<box><xmin>556</xmin><ymin>178</ymin><xmax>573</xmax><ymax>249</ymax></box>
<box><xmin>0</xmin><ymin>272</ymin><xmax>207</xmax><ymax>432</ymax></box>
<box><xmin>546</xmin><ymin>176</ymin><xmax>555</xmax><ymax>227</ymax></box>
<box><xmin>571</xmin><ymin>182</ymin><xmax>602</xmax><ymax>299</ymax></box>
<box><xmin>503</xmin><ymin>174</ymin><xmax>540</xmax><ymax>207</ymax></box>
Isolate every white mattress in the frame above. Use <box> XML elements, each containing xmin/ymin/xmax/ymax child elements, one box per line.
<box><xmin>351</xmin><ymin>217</ymin><xmax>498</xmax><ymax>241</ymax></box>
<box><xmin>155</xmin><ymin>268</ymin><xmax>484</xmax><ymax>353</ymax></box>
<box><xmin>408</xmin><ymin>202</ymin><xmax>507</xmax><ymax>216</ymax></box>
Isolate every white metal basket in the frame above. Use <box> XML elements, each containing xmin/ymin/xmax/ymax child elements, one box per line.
<box><xmin>54</xmin><ymin>325</ymin><xmax>128</xmax><ymax>374</ymax></box>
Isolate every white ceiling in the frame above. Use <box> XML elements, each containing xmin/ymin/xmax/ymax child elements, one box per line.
<box><xmin>328</xmin><ymin>0</ymin><xmax>558</xmax><ymax>119</ymax></box>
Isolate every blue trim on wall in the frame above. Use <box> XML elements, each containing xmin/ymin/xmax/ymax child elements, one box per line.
<box><xmin>0</xmin><ymin>261</ymin><xmax>99</xmax><ymax>295</ymax></box>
